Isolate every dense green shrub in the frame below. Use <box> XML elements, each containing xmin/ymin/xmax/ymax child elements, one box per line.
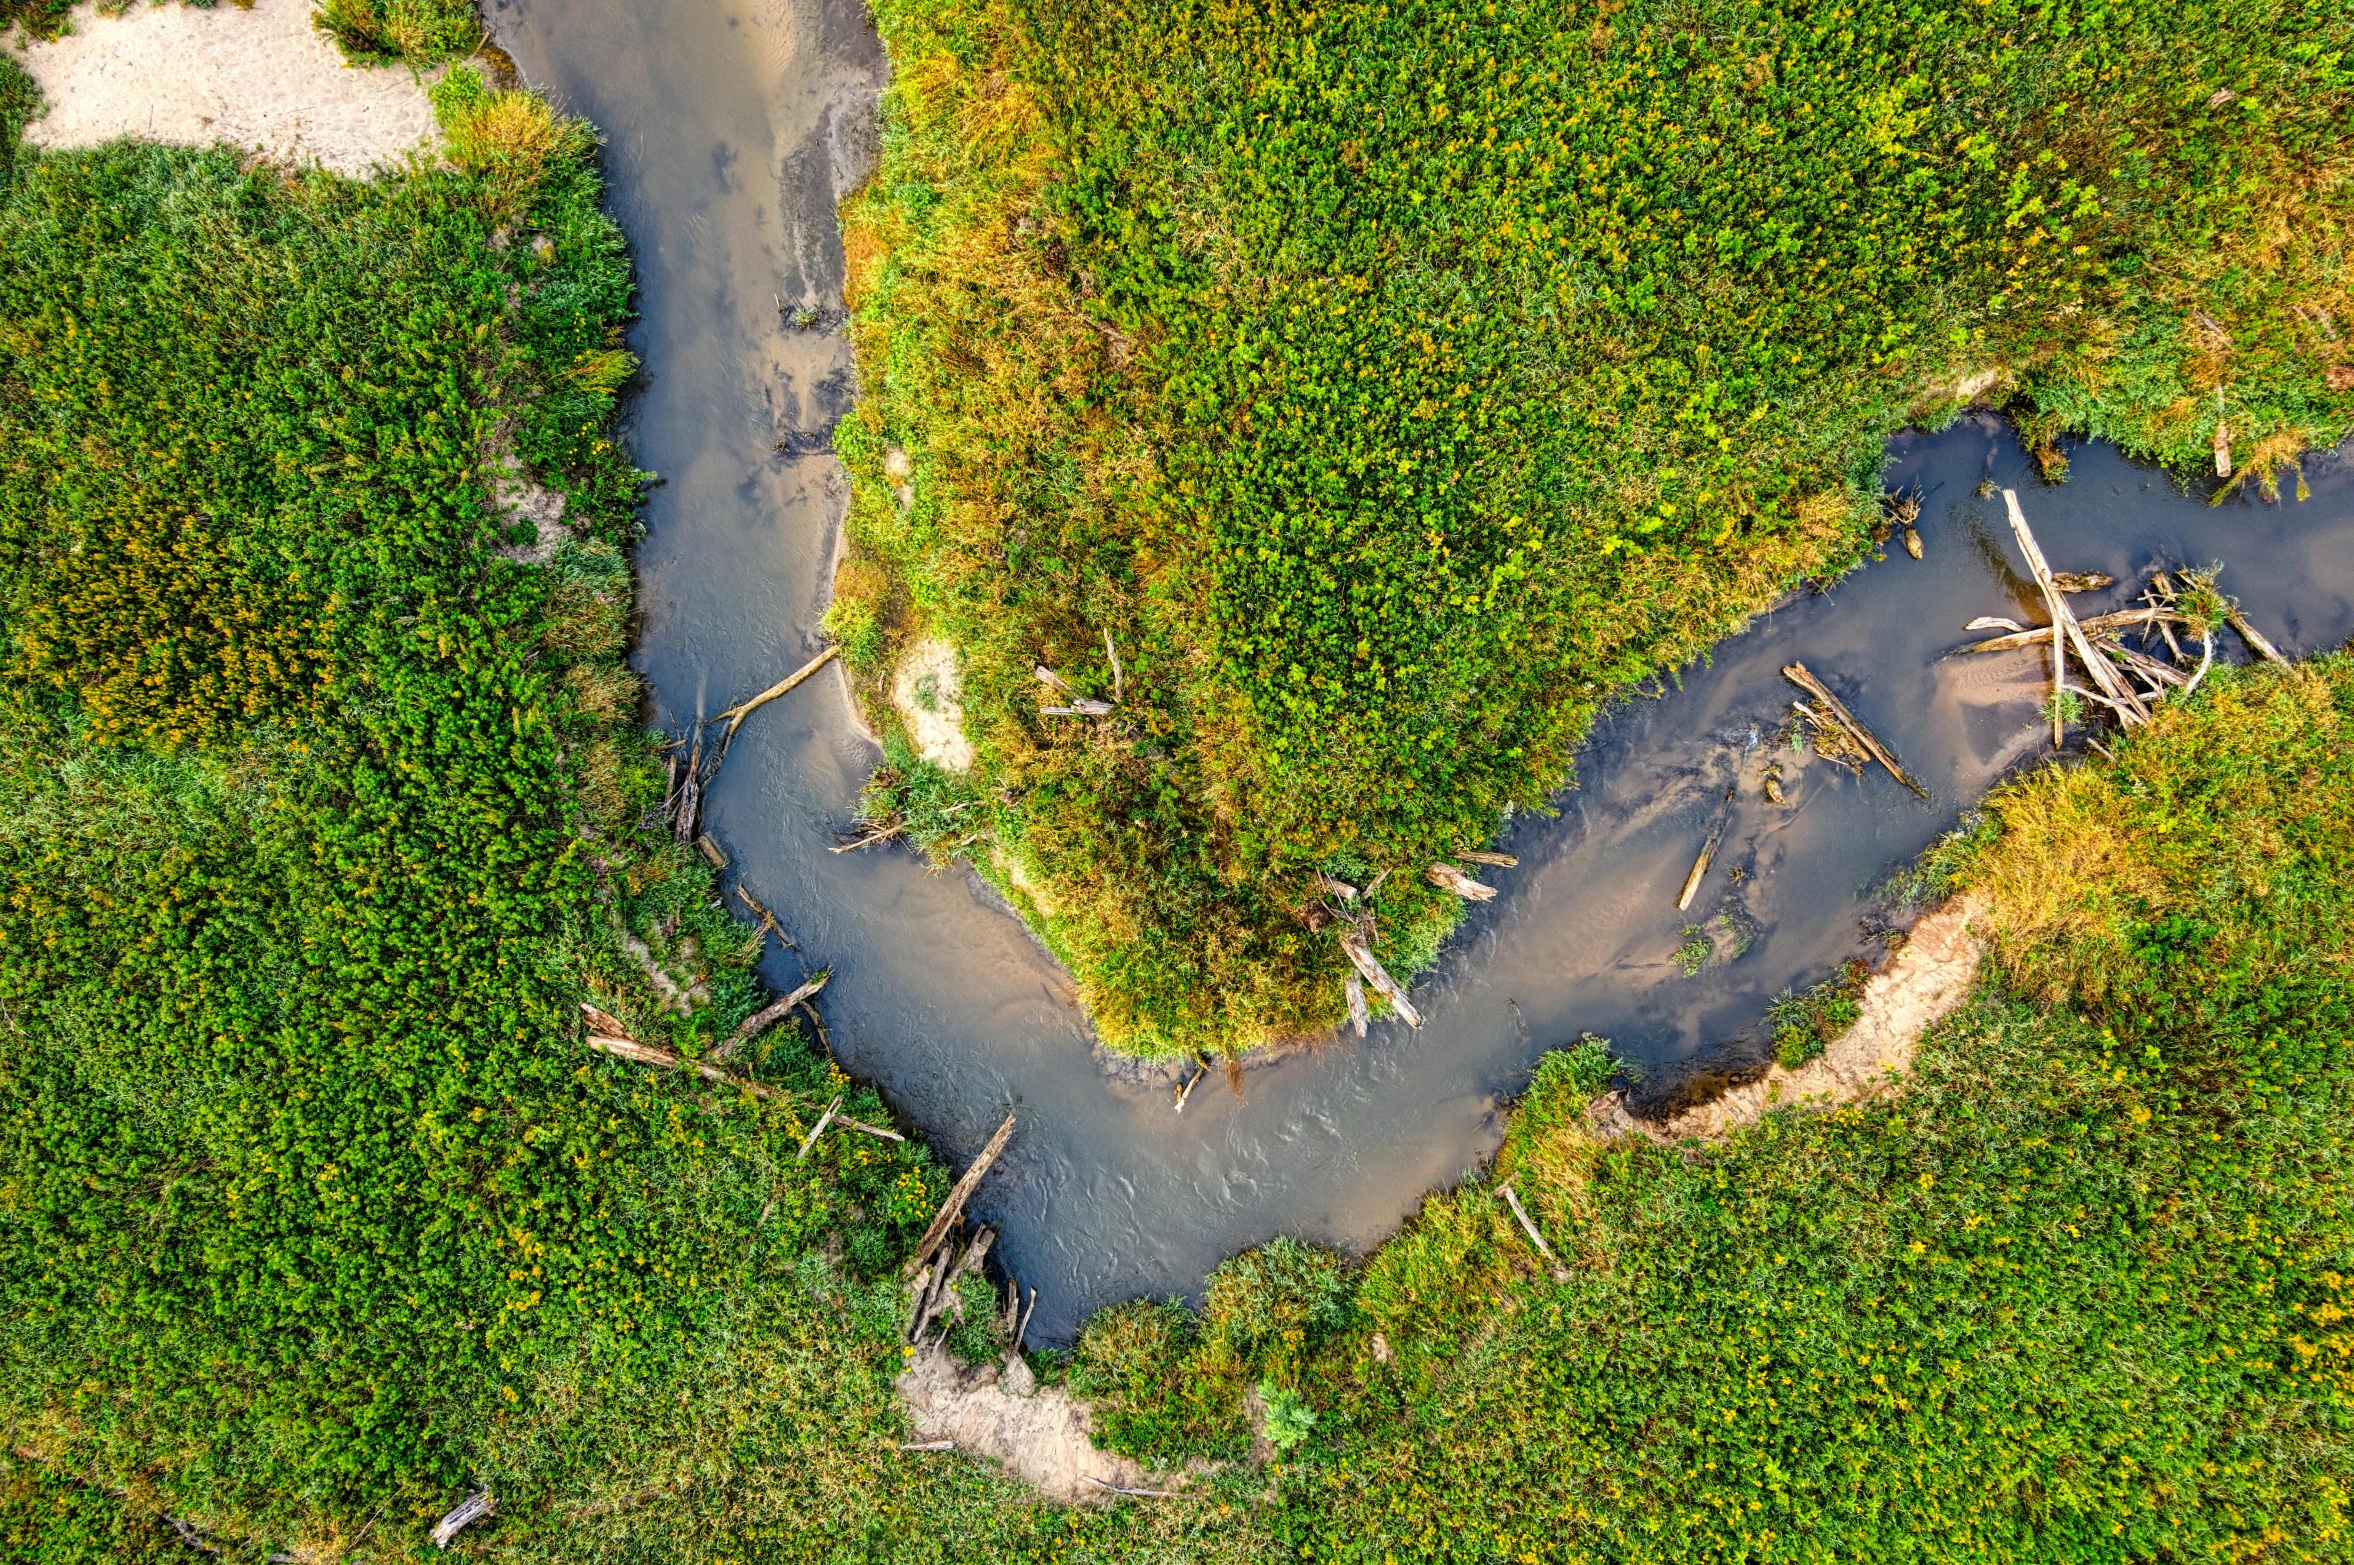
<box><xmin>1095</xmin><ymin>657</ymin><xmax>2354</xmax><ymax>1558</ymax></box>
<box><xmin>840</xmin><ymin>0</ymin><xmax>2354</xmax><ymax>1054</ymax></box>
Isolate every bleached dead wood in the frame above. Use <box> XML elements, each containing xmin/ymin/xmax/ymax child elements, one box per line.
<box><xmin>1457</xmin><ymin>850</ymin><xmax>1519</xmax><ymax>867</ymax></box>
<box><xmin>1495</xmin><ymin>1181</ymin><xmax>1568</xmax><ymax>1280</ymax></box>
<box><xmin>797</xmin><ymin>1095</ymin><xmax>844</xmax><ymax>1161</ymax></box>
<box><xmin>1343</xmin><ymin>971</ymin><xmax>1369</xmax><ymax>1038</ymax></box>
<box><xmin>1957</xmin><ymin>607</ymin><xmax>2192</xmax><ymax>653</ymax></box>
<box><xmin>1085</xmin><ymin>1477</ymin><xmax>1181</xmax><ymax>1499</ymax></box>
<box><xmin>716</xmin><ymin>645</ymin><xmax>840</xmax><ymax>742</ymax></box>
<box><xmin>2001</xmin><ymin>490</ymin><xmax>2150</xmax><ymax>727</ymax></box>
<box><xmin>1041</xmin><ymin>699</ymin><xmax>1117</xmax><ymax>718</ymax></box>
<box><xmin>584</xmin><ymin>1031</ymin><xmax>785</xmax><ymax>1100</ymax></box>
<box><xmin>1781</xmin><ymin>663</ymin><xmax>1927</xmax><ymax>797</ymax></box>
<box><xmin>905</xmin><ymin>1115</ymin><xmax>1017</xmax><ymax>1277</ymax></box>
<box><xmin>1320</xmin><ymin>871</ymin><xmax>1359</xmax><ymax>900</ymax></box>
<box><xmin>1104</xmin><ymin>628</ymin><xmax>1124</xmax><ymax>701</ymax></box>
<box><xmin>831</xmin><ymin>822</ymin><xmax>907</xmax><ymax>853</ymax></box>
<box><xmin>1339</xmin><ymin>929</ymin><xmax>1421</xmax><ymax>1028</ymax></box>
<box><xmin>431</xmin><ymin>1491</ymin><xmax>494</xmax><ymax>1549</ymax></box>
<box><xmin>1425</xmin><ymin>861</ymin><xmax>1498</xmax><ymax>901</ymax></box>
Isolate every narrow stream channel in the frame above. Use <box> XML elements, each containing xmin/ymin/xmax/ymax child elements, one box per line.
<box><xmin>490</xmin><ymin>0</ymin><xmax>2354</xmax><ymax>1341</ymax></box>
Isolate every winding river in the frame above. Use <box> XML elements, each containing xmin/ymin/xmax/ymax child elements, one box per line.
<box><xmin>489</xmin><ymin>0</ymin><xmax>2354</xmax><ymax>1340</ymax></box>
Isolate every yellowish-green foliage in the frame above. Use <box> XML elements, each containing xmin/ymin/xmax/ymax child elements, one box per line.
<box><xmin>1068</xmin><ymin>658</ymin><xmax>2354</xmax><ymax>1557</ymax></box>
<box><xmin>839</xmin><ymin>0</ymin><xmax>2354</xmax><ymax>1056</ymax></box>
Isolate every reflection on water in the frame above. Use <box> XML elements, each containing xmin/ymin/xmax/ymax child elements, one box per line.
<box><xmin>491</xmin><ymin>0</ymin><xmax>2354</xmax><ymax>1340</ymax></box>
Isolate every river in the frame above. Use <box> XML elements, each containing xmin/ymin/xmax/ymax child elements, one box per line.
<box><xmin>488</xmin><ymin>0</ymin><xmax>2354</xmax><ymax>1341</ymax></box>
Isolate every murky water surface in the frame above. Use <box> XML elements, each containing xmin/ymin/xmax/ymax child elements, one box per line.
<box><xmin>492</xmin><ymin>0</ymin><xmax>2354</xmax><ymax>1340</ymax></box>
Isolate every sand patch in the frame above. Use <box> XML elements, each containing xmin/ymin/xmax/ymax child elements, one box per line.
<box><xmin>15</xmin><ymin>0</ymin><xmax>440</xmax><ymax>178</ymax></box>
<box><xmin>1589</xmin><ymin>895</ymin><xmax>1986</xmax><ymax>1142</ymax></box>
<box><xmin>897</xmin><ymin>1350</ymin><xmax>1173</xmax><ymax>1505</ymax></box>
<box><xmin>891</xmin><ymin>635</ymin><xmax>974</xmax><ymax>773</ymax></box>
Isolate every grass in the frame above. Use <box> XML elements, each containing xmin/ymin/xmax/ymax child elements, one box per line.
<box><xmin>2</xmin><ymin>0</ymin><xmax>478</xmax><ymax>65</ymax></box>
<box><xmin>833</xmin><ymin>0</ymin><xmax>2354</xmax><ymax>1057</ymax></box>
<box><xmin>1060</xmin><ymin>654</ymin><xmax>2354</xmax><ymax>1558</ymax></box>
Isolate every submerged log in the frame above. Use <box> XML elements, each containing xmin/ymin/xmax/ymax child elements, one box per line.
<box><xmin>716</xmin><ymin>645</ymin><xmax>840</xmax><ymax>742</ymax></box>
<box><xmin>1781</xmin><ymin>663</ymin><xmax>1928</xmax><ymax>797</ymax></box>
<box><xmin>1426</xmin><ymin>861</ymin><xmax>1498</xmax><ymax>901</ymax></box>
<box><xmin>905</xmin><ymin>1115</ymin><xmax>1017</xmax><ymax>1277</ymax></box>
<box><xmin>1676</xmin><ymin>785</ymin><xmax>1737</xmax><ymax>912</ymax></box>
<box><xmin>1339</xmin><ymin>929</ymin><xmax>1422</xmax><ymax>1028</ymax></box>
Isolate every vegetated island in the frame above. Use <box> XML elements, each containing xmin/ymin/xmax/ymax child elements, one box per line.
<box><xmin>4</xmin><ymin>0</ymin><xmax>2354</xmax><ymax>1559</ymax></box>
<box><xmin>832</xmin><ymin>0</ymin><xmax>2354</xmax><ymax>1057</ymax></box>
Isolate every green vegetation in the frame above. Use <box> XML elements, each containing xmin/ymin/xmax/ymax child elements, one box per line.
<box><xmin>1767</xmin><ymin>957</ymin><xmax>1869</xmax><ymax>1066</ymax></box>
<box><xmin>0</xmin><ymin>64</ymin><xmax>1252</xmax><ymax>1565</ymax></box>
<box><xmin>835</xmin><ymin>0</ymin><xmax>2354</xmax><ymax>1055</ymax></box>
<box><xmin>1065</xmin><ymin>655</ymin><xmax>2354</xmax><ymax>1557</ymax></box>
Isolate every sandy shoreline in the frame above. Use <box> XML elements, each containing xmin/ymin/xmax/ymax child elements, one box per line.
<box><xmin>15</xmin><ymin>0</ymin><xmax>439</xmax><ymax>177</ymax></box>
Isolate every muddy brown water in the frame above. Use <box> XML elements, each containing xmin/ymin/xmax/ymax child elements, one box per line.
<box><xmin>491</xmin><ymin>0</ymin><xmax>2354</xmax><ymax>1341</ymax></box>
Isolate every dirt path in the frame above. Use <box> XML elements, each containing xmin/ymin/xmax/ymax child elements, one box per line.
<box><xmin>15</xmin><ymin>0</ymin><xmax>439</xmax><ymax>177</ymax></box>
<box><xmin>1589</xmin><ymin>895</ymin><xmax>1986</xmax><ymax>1142</ymax></box>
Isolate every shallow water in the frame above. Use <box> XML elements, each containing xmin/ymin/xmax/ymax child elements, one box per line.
<box><xmin>491</xmin><ymin>0</ymin><xmax>2354</xmax><ymax>1341</ymax></box>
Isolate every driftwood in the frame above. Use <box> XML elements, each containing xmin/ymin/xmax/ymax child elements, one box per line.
<box><xmin>1174</xmin><ymin>1060</ymin><xmax>1207</xmax><ymax>1112</ymax></box>
<box><xmin>905</xmin><ymin>1115</ymin><xmax>1017</xmax><ymax>1277</ymax></box>
<box><xmin>695</xmin><ymin>833</ymin><xmax>730</xmax><ymax>871</ymax></box>
<box><xmin>718</xmin><ymin>971</ymin><xmax>830</xmax><ymax>1056</ymax></box>
<box><xmin>1343</xmin><ymin>970</ymin><xmax>1369</xmax><ymax>1039</ymax></box>
<box><xmin>2049</xmin><ymin>571</ymin><xmax>2115</xmax><ymax>594</ymax></box>
<box><xmin>1041</xmin><ymin>699</ymin><xmax>1117</xmax><ymax>718</ymax></box>
<box><xmin>584</xmin><ymin>1031</ymin><xmax>784</xmax><ymax>1100</ymax></box>
<box><xmin>1677</xmin><ymin>784</ymin><xmax>1737</xmax><ymax>911</ymax></box>
<box><xmin>431</xmin><ymin>1491</ymin><xmax>494</xmax><ymax>1550</ymax></box>
<box><xmin>912</xmin><ymin>1226</ymin><xmax>997</xmax><ymax>1344</ymax></box>
<box><xmin>1957</xmin><ymin>606</ymin><xmax>2192</xmax><ymax>654</ymax></box>
<box><xmin>1782</xmin><ymin>663</ymin><xmax>1927</xmax><ymax>797</ymax></box>
<box><xmin>1034</xmin><ymin>665</ymin><xmax>1076</xmax><ymax>696</ymax></box>
<box><xmin>2228</xmin><ymin>609</ymin><xmax>2288</xmax><ymax>665</ymax></box>
<box><xmin>2003</xmin><ymin>490</ymin><xmax>2151</xmax><ymax>728</ymax></box>
<box><xmin>899</xmin><ymin>1440</ymin><xmax>957</xmax><ymax>1452</ymax></box>
<box><xmin>675</xmin><ymin>727</ymin><xmax>704</xmax><ymax>845</ymax></box>
<box><xmin>1495</xmin><ymin>1181</ymin><xmax>1569</xmax><ymax>1281</ymax></box>
<box><xmin>1320</xmin><ymin>870</ymin><xmax>1359</xmax><ymax>901</ymax></box>
<box><xmin>1103</xmin><ymin>628</ymin><xmax>1124</xmax><ymax>702</ymax></box>
<box><xmin>1339</xmin><ymin>929</ymin><xmax>1421</xmax><ymax>1028</ymax></box>
<box><xmin>716</xmin><ymin>645</ymin><xmax>840</xmax><ymax>742</ymax></box>
<box><xmin>831</xmin><ymin>822</ymin><xmax>907</xmax><ymax>853</ymax></box>
<box><xmin>1425</xmin><ymin>861</ymin><xmax>1498</xmax><ymax>901</ymax></box>
<box><xmin>797</xmin><ymin>1095</ymin><xmax>845</xmax><ymax>1161</ymax></box>
<box><xmin>1086</xmin><ymin>1477</ymin><xmax>1181</xmax><ymax>1499</ymax></box>
<box><xmin>734</xmin><ymin>885</ymin><xmax>797</xmax><ymax>949</ymax></box>
<box><xmin>1456</xmin><ymin>850</ymin><xmax>1519</xmax><ymax>868</ymax></box>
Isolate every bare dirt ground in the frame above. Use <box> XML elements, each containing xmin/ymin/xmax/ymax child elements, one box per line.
<box><xmin>896</xmin><ymin>1349</ymin><xmax>1173</xmax><ymax>1504</ymax></box>
<box><xmin>15</xmin><ymin>0</ymin><xmax>439</xmax><ymax>177</ymax></box>
<box><xmin>1589</xmin><ymin>895</ymin><xmax>1986</xmax><ymax>1142</ymax></box>
<box><xmin>890</xmin><ymin>635</ymin><xmax>975</xmax><ymax>773</ymax></box>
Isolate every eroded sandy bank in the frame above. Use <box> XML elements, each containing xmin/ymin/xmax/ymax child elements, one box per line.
<box><xmin>15</xmin><ymin>0</ymin><xmax>438</xmax><ymax>176</ymax></box>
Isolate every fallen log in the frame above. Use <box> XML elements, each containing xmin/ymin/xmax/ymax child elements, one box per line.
<box><xmin>1174</xmin><ymin>1060</ymin><xmax>1207</xmax><ymax>1112</ymax></box>
<box><xmin>714</xmin><ymin>971</ymin><xmax>830</xmax><ymax>1058</ymax></box>
<box><xmin>1339</xmin><ymin>929</ymin><xmax>1422</xmax><ymax>1028</ymax></box>
<box><xmin>1320</xmin><ymin>870</ymin><xmax>1359</xmax><ymax>901</ymax></box>
<box><xmin>1041</xmin><ymin>698</ymin><xmax>1117</xmax><ymax>718</ymax></box>
<box><xmin>1103</xmin><ymin>628</ymin><xmax>1124</xmax><ymax>702</ymax></box>
<box><xmin>2049</xmin><ymin>571</ymin><xmax>2115</xmax><ymax>594</ymax></box>
<box><xmin>2228</xmin><ymin>608</ymin><xmax>2288</xmax><ymax>665</ymax></box>
<box><xmin>905</xmin><ymin>1115</ymin><xmax>1017</xmax><ymax>1277</ymax></box>
<box><xmin>695</xmin><ymin>833</ymin><xmax>730</xmax><ymax>871</ymax></box>
<box><xmin>716</xmin><ymin>645</ymin><xmax>840</xmax><ymax>742</ymax></box>
<box><xmin>1676</xmin><ymin>785</ymin><xmax>1737</xmax><ymax>912</ymax></box>
<box><xmin>830</xmin><ymin>822</ymin><xmax>906</xmax><ymax>853</ymax></box>
<box><xmin>1956</xmin><ymin>606</ymin><xmax>2192</xmax><ymax>654</ymax></box>
<box><xmin>1495</xmin><ymin>1181</ymin><xmax>1569</xmax><ymax>1281</ymax></box>
<box><xmin>431</xmin><ymin>1491</ymin><xmax>494</xmax><ymax>1550</ymax></box>
<box><xmin>734</xmin><ymin>884</ymin><xmax>797</xmax><ymax>949</ymax></box>
<box><xmin>1426</xmin><ymin>861</ymin><xmax>1498</xmax><ymax>901</ymax></box>
<box><xmin>2002</xmin><ymin>490</ymin><xmax>2150</xmax><ymax>727</ymax></box>
<box><xmin>1343</xmin><ymin>970</ymin><xmax>1369</xmax><ymax>1039</ymax></box>
<box><xmin>584</xmin><ymin>1031</ymin><xmax>786</xmax><ymax>1101</ymax></box>
<box><xmin>1456</xmin><ymin>850</ymin><xmax>1519</xmax><ymax>868</ymax></box>
<box><xmin>797</xmin><ymin>1095</ymin><xmax>844</xmax><ymax>1161</ymax></box>
<box><xmin>1085</xmin><ymin>1477</ymin><xmax>1181</xmax><ymax>1499</ymax></box>
<box><xmin>1781</xmin><ymin>664</ymin><xmax>1927</xmax><ymax>798</ymax></box>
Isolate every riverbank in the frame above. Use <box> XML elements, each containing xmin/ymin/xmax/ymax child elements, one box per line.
<box><xmin>1048</xmin><ymin>653</ymin><xmax>2354</xmax><ymax>1557</ymax></box>
<box><xmin>834</xmin><ymin>0</ymin><xmax>2354</xmax><ymax>1058</ymax></box>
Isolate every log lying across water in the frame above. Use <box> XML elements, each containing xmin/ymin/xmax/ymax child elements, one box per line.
<box><xmin>716</xmin><ymin>644</ymin><xmax>839</xmax><ymax>742</ymax></box>
<box><xmin>905</xmin><ymin>1114</ymin><xmax>1017</xmax><ymax>1277</ymax></box>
